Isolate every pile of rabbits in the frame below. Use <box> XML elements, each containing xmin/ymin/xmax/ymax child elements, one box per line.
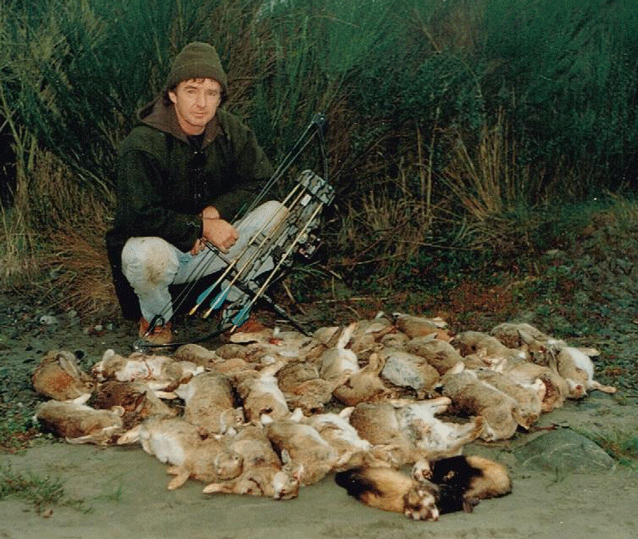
<box><xmin>32</xmin><ymin>314</ymin><xmax>614</xmax><ymax>520</ymax></box>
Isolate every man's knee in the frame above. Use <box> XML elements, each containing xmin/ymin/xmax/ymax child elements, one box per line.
<box><xmin>121</xmin><ymin>237</ymin><xmax>179</xmax><ymax>287</ymax></box>
<box><xmin>256</xmin><ymin>200</ymin><xmax>287</xmax><ymax>222</ymax></box>
<box><xmin>236</xmin><ymin>200</ymin><xmax>288</xmax><ymax>235</ymax></box>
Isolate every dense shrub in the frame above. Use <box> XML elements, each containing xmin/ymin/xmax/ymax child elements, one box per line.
<box><xmin>1</xmin><ymin>0</ymin><xmax>637</xmax><ymax>303</ymax></box>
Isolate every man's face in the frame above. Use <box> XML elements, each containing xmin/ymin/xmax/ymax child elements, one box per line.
<box><xmin>169</xmin><ymin>78</ymin><xmax>222</xmax><ymax>136</ymax></box>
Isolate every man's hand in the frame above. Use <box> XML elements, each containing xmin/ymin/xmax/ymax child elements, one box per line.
<box><xmin>190</xmin><ymin>238</ymin><xmax>206</xmax><ymax>255</ymax></box>
<box><xmin>189</xmin><ymin>206</ymin><xmax>238</xmax><ymax>255</ymax></box>
<box><xmin>201</xmin><ymin>206</ymin><xmax>220</xmax><ymax>221</ymax></box>
<box><xmin>201</xmin><ymin>217</ymin><xmax>239</xmax><ymax>253</ymax></box>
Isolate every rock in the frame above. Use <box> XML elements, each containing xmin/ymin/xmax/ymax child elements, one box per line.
<box><xmin>39</xmin><ymin>315</ymin><xmax>59</xmax><ymax>326</ymax></box>
<box><xmin>514</xmin><ymin>429</ymin><xmax>615</xmax><ymax>473</ymax></box>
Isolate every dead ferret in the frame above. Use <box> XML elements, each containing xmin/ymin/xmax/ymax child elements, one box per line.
<box><xmin>335</xmin><ymin>455</ymin><xmax>511</xmax><ymax>520</ymax></box>
<box><xmin>334</xmin><ymin>467</ymin><xmax>440</xmax><ymax>521</ymax></box>
<box><xmin>414</xmin><ymin>455</ymin><xmax>512</xmax><ymax>513</ymax></box>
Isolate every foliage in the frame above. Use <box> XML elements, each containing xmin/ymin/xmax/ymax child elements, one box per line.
<box><xmin>0</xmin><ymin>407</ymin><xmax>39</xmax><ymax>452</ymax></box>
<box><xmin>1</xmin><ymin>0</ymin><xmax>637</xmax><ymax>310</ymax></box>
<box><xmin>0</xmin><ymin>463</ymin><xmax>90</xmax><ymax>514</ymax></box>
<box><xmin>576</xmin><ymin>429</ymin><xmax>638</xmax><ymax>469</ymax></box>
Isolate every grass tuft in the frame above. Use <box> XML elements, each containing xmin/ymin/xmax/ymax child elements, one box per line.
<box><xmin>0</xmin><ymin>408</ymin><xmax>40</xmax><ymax>453</ymax></box>
<box><xmin>577</xmin><ymin>429</ymin><xmax>638</xmax><ymax>469</ymax></box>
<box><xmin>0</xmin><ymin>464</ymin><xmax>91</xmax><ymax>514</ymax></box>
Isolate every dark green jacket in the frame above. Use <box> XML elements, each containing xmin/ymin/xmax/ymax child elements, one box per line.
<box><xmin>110</xmin><ymin>96</ymin><xmax>273</xmax><ymax>252</ymax></box>
<box><xmin>106</xmin><ymin>97</ymin><xmax>273</xmax><ymax>317</ymax></box>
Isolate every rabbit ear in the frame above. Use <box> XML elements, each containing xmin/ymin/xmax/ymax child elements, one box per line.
<box><xmin>110</xmin><ymin>405</ymin><xmax>126</xmax><ymax>417</ymax></box>
<box><xmin>336</xmin><ymin>323</ymin><xmax>356</xmax><ymax>350</ymax></box>
<box><xmin>58</xmin><ymin>353</ymin><xmax>81</xmax><ymax>378</ymax></box>
<box><xmin>292</xmin><ymin>463</ymin><xmax>304</xmax><ymax>482</ymax></box>
<box><xmin>338</xmin><ymin>406</ymin><xmax>354</xmax><ymax>419</ymax></box>
<box><xmin>364</xmin><ymin>352</ymin><xmax>385</xmax><ymax>374</ymax></box>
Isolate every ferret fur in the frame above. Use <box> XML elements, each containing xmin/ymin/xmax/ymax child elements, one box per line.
<box><xmin>335</xmin><ymin>466</ymin><xmax>440</xmax><ymax>521</ymax></box>
<box><xmin>413</xmin><ymin>455</ymin><xmax>512</xmax><ymax>512</ymax></box>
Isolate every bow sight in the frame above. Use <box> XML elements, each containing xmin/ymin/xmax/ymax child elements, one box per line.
<box><xmin>134</xmin><ymin>113</ymin><xmax>332</xmax><ymax>351</ymax></box>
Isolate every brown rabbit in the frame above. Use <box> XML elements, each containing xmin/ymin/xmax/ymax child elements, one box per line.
<box><xmin>175</xmin><ymin>371</ymin><xmax>243</xmax><ymax>435</ymax></box>
<box><xmin>262</xmin><ymin>414</ymin><xmax>352</xmax><ymax>486</ymax></box>
<box><xmin>35</xmin><ymin>400</ymin><xmax>124</xmax><ymax>445</ymax></box>
<box><xmin>203</xmin><ymin>424</ymin><xmax>300</xmax><ymax>500</ymax></box>
<box><xmin>333</xmin><ymin>352</ymin><xmax>393</xmax><ymax>407</ymax></box>
<box><xmin>32</xmin><ymin>350</ymin><xmax>94</xmax><ymax>403</ymax></box>
<box><xmin>117</xmin><ymin>417</ymin><xmax>243</xmax><ymax>490</ymax></box>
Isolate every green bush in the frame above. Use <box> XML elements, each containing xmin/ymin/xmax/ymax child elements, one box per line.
<box><xmin>1</xmin><ymin>0</ymin><xmax>637</xmax><ymax>302</ymax></box>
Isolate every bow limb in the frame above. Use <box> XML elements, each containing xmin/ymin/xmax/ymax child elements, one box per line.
<box><xmin>189</xmin><ymin>183</ymin><xmax>304</xmax><ymax>316</ymax></box>
<box><xmin>230</xmin><ymin>202</ymin><xmax>326</xmax><ymax>330</ymax></box>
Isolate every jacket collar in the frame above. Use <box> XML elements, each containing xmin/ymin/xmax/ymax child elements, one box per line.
<box><xmin>137</xmin><ymin>95</ymin><xmax>221</xmax><ymax>148</ymax></box>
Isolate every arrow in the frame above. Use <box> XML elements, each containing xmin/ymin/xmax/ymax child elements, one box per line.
<box><xmin>228</xmin><ymin>202</ymin><xmax>325</xmax><ymax>333</ymax></box>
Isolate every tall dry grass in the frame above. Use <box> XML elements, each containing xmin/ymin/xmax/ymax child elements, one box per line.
<box><xmin>1</xmin><ymin>147</ymin><xmax>118</xmax><ymax>317</ymax></box>
<box><xmin>439</xmin><ymin>111</ymin><xmax>531</xmax><ymax>247</ymax></box>
<box><xmin>1</xmin><ymin>0</ymin><xmax>637</xmax><ymax>314</ymax></box>
<box><xmin>0</xmin><ymin>79</ymin><xmax>38</xmax><ymax>286</ymax></box>
<box><xmin>0</xmin><ymin>205</ymin><xmax>37</xmax><ymax>286</ymax></box>
<box><xmin>41</xmin><ymin>222</ymin><xmax>120</xmax><ymax>318</ymax></box>
<box><xmin>33</xmin><ymin>151</ymin><xmax>118</xmax><ymax>317</ymax></box>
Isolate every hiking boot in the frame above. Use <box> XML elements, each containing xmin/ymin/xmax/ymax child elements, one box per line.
<box><xmin>234</xmin><ymin>315</ymin><xmax>267</xmax><ymax>334</ymax></box>
<box><xmin>222</xmin><ymin>313</ymin><xmax>267</xmax><ymax>342</ymax></box>
<box><xmin>138</xmin><ymin>317</ymin><xmax>173</xmax><ymax>345</ymax></box>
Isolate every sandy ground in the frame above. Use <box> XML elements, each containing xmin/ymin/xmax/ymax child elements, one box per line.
<box><xmin>2</xmin><ymin>395</ymin><xmax>638</xmax><ymax>539</ymax></box>
<box><xmin>0</xmin><ymin>439</ymin><xmax>637</xmax><ymax>539</ymax></box>
<box><xmin>1</xmin><ymin>301</ymin><xmax>638</xmax><ymax>539</ymax></box>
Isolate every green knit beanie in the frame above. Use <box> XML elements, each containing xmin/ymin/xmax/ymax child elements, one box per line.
<box><xmin>165</xmin><ymin>42</ymin><xmax>228</xmax><ymax>93</ymax></box>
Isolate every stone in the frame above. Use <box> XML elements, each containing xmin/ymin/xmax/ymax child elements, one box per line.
<box><xmin>514</xmin><ymin>428</ymin><xmax>615</xmax><ymax>473</ymax></box>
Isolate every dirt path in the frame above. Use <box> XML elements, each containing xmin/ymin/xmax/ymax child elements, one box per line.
<box><xmin>1</xmin><ymin>422</ymin><xmax>637</xmax><ymax>539</ymax></box>
<box><xmin>1</xmin><ymin>287</ymin><xmax>638</xmax><ymax>539</ymax></box>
